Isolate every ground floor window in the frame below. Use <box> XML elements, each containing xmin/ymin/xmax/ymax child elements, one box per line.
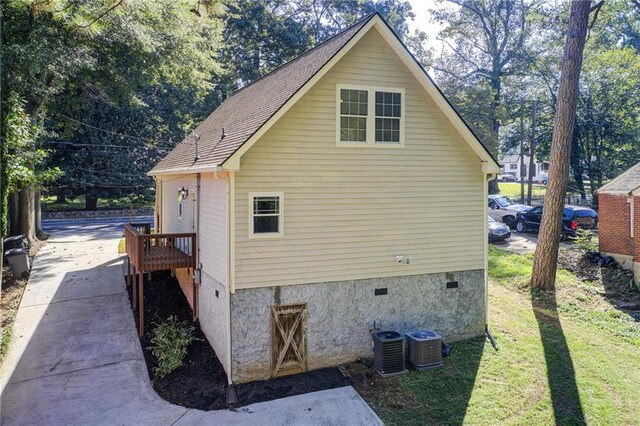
<box><xmin>249</xmin><ymin>192</ymin><xmax>283</xmax><ymax>237</ymax></box>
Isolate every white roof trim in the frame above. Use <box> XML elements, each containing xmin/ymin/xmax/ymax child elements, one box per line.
<box><xmin>148</xmin><ymin>165</ymin><xmax>221</xmax><ymax>176</ymax></box>
<box><xmin>223</xmin><ymin>15</ymin><xmax>500</xmax><ymax>173</ymax></box>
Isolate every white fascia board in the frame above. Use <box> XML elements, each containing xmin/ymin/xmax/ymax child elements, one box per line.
<box><xmin>148</xmin><ymin>165</ymin><xmax>222</xmax><ymax>177</ymax></box>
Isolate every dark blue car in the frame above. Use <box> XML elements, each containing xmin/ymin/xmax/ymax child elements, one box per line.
<box><xmin>515</xmin><ymin>205</ymin><xmax>598</xmax><ymax>241</ymax></box>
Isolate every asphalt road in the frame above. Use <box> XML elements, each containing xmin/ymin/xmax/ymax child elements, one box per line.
<box><xmin>42</xmin><ymin>216</ymin><xmax>153</xmax><ymax>240</ymax></box>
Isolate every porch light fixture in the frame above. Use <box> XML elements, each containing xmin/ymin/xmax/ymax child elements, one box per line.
<box><xmin>178</xmin><ymin>187</ymin><xmax>189</xmax><ymax>202</ymax></box>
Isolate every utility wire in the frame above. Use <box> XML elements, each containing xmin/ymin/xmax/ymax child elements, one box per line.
<box><xmin>55</xmin><ymin>113</ymin><xmax>182</xmax><ymax>148</ymax></box>
<box><xmin>45</xmin><ymin>141</ymin><xmax>172</xmax><ymax>150</ymax></box>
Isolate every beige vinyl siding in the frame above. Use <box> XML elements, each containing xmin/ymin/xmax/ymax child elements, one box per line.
<box><xmin>199</xmin><ymin>173</ymin><xmax>228</xmax><ymax>285</ymax></box>
<box><xmin>234</xmin><ymin>27</ymin><xmax>484</xmax><ymax>289</ymax></box>
<box><xmin>159</xmin><ymin>173</ymin><xmax>228</xmax><ymax>285</ymax></box>
<box><xmin>160</xmin><ymin>174</ymin><xmax>196</xmax><ymax>234</ymax></box>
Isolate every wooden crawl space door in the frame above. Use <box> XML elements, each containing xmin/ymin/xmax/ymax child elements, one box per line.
<box><xmin>271</xmin><ymin>303</ymin><xmax>308</xmax><ymax>378</ymax></box>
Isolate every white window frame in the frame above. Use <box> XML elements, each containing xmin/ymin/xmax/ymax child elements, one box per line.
<box><xmin>249</xmin><ymin>192</ymin><xmax>284</xmax><ymax>239</ymax></box>
<box><xmin>336</xmin><ymin>84</ymin><xmax>405</xmax><ymax>147</ymax></box>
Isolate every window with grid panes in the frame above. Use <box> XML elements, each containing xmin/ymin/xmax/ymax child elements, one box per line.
<box><xmin>250</xmin><ymin>193</ymin><xmax>283</xmax><ymax>237</ymax></box>
<box><xmin>374</xmin><ymin>91</ymin><xmax>401</xmax><ymax>143</ymax></box>
<box><xmin>339</xmin><ymin>89</ymin><xmax>368</xmax><ymax>142</ymax></box>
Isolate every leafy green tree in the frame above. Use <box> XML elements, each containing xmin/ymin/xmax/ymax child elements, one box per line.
<box><xmin>1</xmin><ymin>94</ymin><xmax>59</xmax><ymax>235</ymax></box>
<box><xmin>573</xmin><ymin>46</ymin><xmax>640</xmax><ymax>198</ymax></box>
<box><xmin>220</xmin><ymin>0</ymin><xmax>417</xmax><ymax>86</ymax></box>
<box><xmin>2</xmin><ymin>0</ymin><xmax>225</xmax><ymax>222</ymax></box>
<box><xmin>430</xmin><ymin>0</ymin><xmax>534</xmax><ymax>193</ymax></box>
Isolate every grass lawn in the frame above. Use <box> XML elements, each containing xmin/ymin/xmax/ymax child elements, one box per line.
<box><xmin>497</xmin><ymin>182</ymin><xmax>547</xmax><ymax>199</ymax></box>
<box><xmin>41</xmin><ymin>195</ymin><xmax>153</xmax><ymax>212</ymax></box>
<box><xmin>349</xmin><ymin>246</ymin><xmax>640</xmax><ymax>425</ymax></box>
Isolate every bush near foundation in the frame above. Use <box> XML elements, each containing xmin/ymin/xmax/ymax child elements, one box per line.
<box><xmin>150</xmin><ymin>316</ymin><xmax>196</xmax><ymax>378</ymax></box>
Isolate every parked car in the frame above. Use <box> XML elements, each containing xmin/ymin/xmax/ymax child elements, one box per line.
<box><xmin>514</xmin><ymin>205</ymin><xmax>598</xmax><ymax>241</ymax></box>
<box><xmin>488</xmin><ymin>216</ymin><xmax>511</xmax><ymax>242</ymax></box>
<box><xmin>488</xmin><ymin>194</ymin><xmax>533</xmax><ymax>228</ymax></box>
<box><xmin>498</xmin><ymin>173</ymin><xmax>517</xmax><ymax>182</ymax></box>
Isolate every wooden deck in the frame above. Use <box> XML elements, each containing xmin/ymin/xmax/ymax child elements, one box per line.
<box><xmin>124</xmin><ymin>223</ymin><xmax>197</xmax><ymax>336</ymax></box>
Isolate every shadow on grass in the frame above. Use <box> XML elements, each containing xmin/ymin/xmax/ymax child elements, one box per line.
<box><xmin>349</xmin><ymin>336</ymin><xmax>485</xmax><ymax>425</ymax></box>
<box><xmin>531</xmin><ymin>288</ymin><xmax>586</xmax><ymax>425</ymax></box>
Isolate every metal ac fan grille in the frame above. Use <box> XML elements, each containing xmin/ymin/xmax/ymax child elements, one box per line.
<box><xmin>379</xmin><ymin>341</ymin><xmax>404</xmax><ymax>372</ymax></box>
<box><xmin>372</xmin><ymin>332</ymin><xmax>406</xmax><ymax>374</ymax></box>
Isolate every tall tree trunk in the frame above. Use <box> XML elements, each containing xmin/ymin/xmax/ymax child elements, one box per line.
<box><xmin>35</xmin><ymin>188</ymin><xmax>42</xmax><ymax>234</ymax></box>
<box><xmin>85</xmin><ymin>194</ymin><xmax>98</xmax><ymax>211</ymax></box>
<box><xmin>531</xmin><ymin>0</ymin><xmax>591</xmax><ymax>289</ymax></box>
<box><xmin>9</xmin><ymin>192</ymin><xmax>20</xmax><ymax>236</ymax></box>
<box><xmin>19</xmin><ymin>189</ymin><xmax>35</xmax><ymax>241</ymax></box>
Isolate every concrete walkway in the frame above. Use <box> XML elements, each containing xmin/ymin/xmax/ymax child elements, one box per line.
<box><xmin>1</xmin><ymin>218</ymin><xmax>381</xmax><ymax>426</ymax></box>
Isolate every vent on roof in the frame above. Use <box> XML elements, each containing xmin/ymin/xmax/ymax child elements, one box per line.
<box><xmin>405</xmin><ymin>330</ymin><xmax>443</xmax><ymax>370</ymax></box>
<box><xmin>372</xmin><ymin>331</ymin><xmax>408</xmax><ymax>377</ymax></box>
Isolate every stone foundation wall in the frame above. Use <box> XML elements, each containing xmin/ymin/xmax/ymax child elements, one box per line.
<box><xmin>230</xmin><ymin>269</ymin><xmax>485</xmax><ymax>383</ymax></box>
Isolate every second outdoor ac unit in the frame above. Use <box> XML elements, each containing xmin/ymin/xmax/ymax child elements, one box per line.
<box><xmin>405</xmin><ymin>330</ymin><xmax>444</xmax><ymax>370</ymax></box>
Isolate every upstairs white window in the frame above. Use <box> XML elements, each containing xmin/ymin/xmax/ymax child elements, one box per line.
<box><xmin>375</xmin><ymin>91</ymin><xmax>401</xmax><ymax>143</ymax></box>
<box><xmin>338</xmin><ymin>85</ymin><xmax>404</xmax><ymax>146</ymax></box>
<box><xmin>249</xmin><ymin>193</ymin><xmax>283</xmax><ymax>238</ymax></box>
<box><xmin>339</xmin><ymin>89</ymin><xmax>368</xmax><ymax>142</ymax></box>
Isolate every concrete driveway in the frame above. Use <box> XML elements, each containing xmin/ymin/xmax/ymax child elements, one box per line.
<box><xmin>0</xmin><ymin>217</ymin><xmax>381</xmax><ymax>426</ymax></box>
<box><xmin>492</xmin><ymin>232</ymin><xmax>575</xmax><ymax>255</ymax></box>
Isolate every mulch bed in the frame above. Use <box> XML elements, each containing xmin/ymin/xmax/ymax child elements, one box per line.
<box><xmin>558</xmin><ymin>249</ymin><xmax>640</xmax><ymax>318</ymax></box>
<box><xmin>126</xmin><ymin>271</ymin><xmax>350</xmax><ymax>410</ymax></box>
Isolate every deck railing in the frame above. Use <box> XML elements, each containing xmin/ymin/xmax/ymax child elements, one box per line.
<box><xmin>124</xmin><ymin>224</ymin><xmax>196</xmax><ymax>272</ymax></box>
<box><xmin>124</xmin><ymin>223</ymin><xmax>197</xmax><ymax>336</ymax></box>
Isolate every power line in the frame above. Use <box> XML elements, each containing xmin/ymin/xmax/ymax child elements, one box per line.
<box><xmin>55</xmin><ymin>113</ymin><xmax>182</xmax><ymax>148</ymax></box>
<box><xmin>45</xmin><ymin>141</ymin><xmax>172</xmax><ymax>150</ymax></box>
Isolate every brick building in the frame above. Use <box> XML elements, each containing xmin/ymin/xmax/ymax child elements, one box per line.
<box><xmin>597</xmin><ymin>162</ymin><xmax>640</xmax><ymax>284</ymax></box>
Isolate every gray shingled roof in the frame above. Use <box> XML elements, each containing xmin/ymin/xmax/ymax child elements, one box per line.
<box><xmin>598</xmin><ymin>162</ymin><xmax>640</xmax><ymax>194</ymax></box>
<box><xmin>150</xmin><ymin>14</ymin><xmax>374</xmax><ymax>174</ymax></box>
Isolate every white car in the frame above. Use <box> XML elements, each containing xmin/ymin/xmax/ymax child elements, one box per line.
<box><xmin>488</xmin><ymin>195</ymin><xmax>532</xmax><ymax>228</ymax></box>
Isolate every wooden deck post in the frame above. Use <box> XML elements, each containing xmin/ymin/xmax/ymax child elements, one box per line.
<box><xmin>127</xmin><ymin>257</ymin><xmax>131</xmax><ymax>287</ymax></box>
<box><xmin>132</xmin><ymin>265</ymin><xmax>137</xmax><ymax>310</ymax></box>
<box><xmin>123</xmin><ymin>223</ymin><xmax>197</xmax><ymax>337</ymax></box>
<box><xmin>138</xmin><ymin>270</ymin><xmax>144</xmax><ymax>337</ymax></box>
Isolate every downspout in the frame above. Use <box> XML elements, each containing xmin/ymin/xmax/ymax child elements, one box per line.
<box><xmin>225</xmin><ymin>170</ymin><xmax>237</xmax><ymax>403</ymax></box>
<box><xmin>485</xmin><ymin>172</ymin><xmax>499</xmax><ymax>350</ymax></box>
<box><xmin>194</xmin><ymin>174</ymin><xmax>202</xmax><ymax>319</ymax></box>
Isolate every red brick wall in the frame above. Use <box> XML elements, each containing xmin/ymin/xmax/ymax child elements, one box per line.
<box><xmin>598</xmin><ymin>193</ymin><xmax>634</xmax><ymax>257</ymax></box>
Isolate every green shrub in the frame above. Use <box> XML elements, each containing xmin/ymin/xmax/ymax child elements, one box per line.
<box><xmin>150</xmin><ymin>316</ymin><xmax>196</xmax><ymax>378</ymax></box>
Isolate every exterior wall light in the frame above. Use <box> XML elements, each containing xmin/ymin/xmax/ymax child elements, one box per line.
<box><xmin>178</xmin><ymin>187</ymin><xmax>189</xmax><ymax>202</ymax></box>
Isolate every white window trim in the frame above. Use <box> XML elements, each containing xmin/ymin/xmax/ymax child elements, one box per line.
<box><xmin>336</xmin><ymin>84</ymin><xmax>405</xmax><ymax>147</ymax></box>
<box><xmin>249</xmin><ymin>192</ymin><xmax>284</xmax><ymax>239</ymax></box>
